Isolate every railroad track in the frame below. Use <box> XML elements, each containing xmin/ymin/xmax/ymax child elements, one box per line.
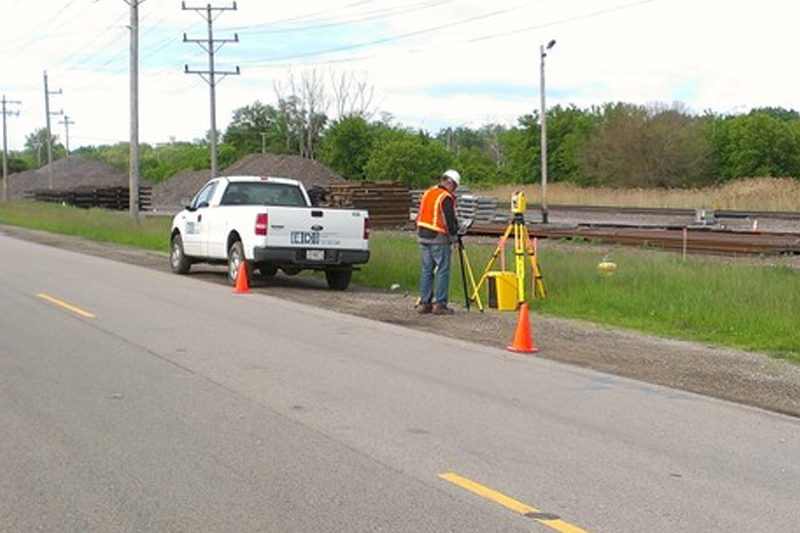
<box><xmin>498</xmin><ymin>203</ymin><xmax>800</xmax><ymax>221</ymax></box>
<box><xmin>469</xmin><ymin>223</ymin><xmax>800</xmax><ymax>256</ymax></box>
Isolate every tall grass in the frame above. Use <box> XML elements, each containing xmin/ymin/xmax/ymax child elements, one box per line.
<box><xmin>2</xmin><ymin>202</ymin><xmax>797</xmax><ymax>362</ymax></box>
<box><xmin>0</xmin><ymin>202</ymin><xmax>170</xmax><ymax>251</ymax></box>
<box><xmin>479</xmin><ymin>177</ymin><xmax>800</xmax><ymax>211</ymax></box>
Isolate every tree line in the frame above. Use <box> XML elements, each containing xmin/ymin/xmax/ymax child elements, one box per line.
<box><xmin>9</xmin><ymin>97</ymin><xmax>800</xmax><ymax>191</ymax></box>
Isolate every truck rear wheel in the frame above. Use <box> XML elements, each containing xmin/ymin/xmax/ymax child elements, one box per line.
<box><xmin>257</xmin><ymin>264</ymin><xmax>278</xmax><ymax>280</ymax></box>
<box><xmin>227</xmin><ymin>241</ymin><xmax>249</xmax><ymax>287</ymax></box>
<box><xmin>325</xmin><ymin>268</ymin><xmax>352</xmax><ymax>290</ymax></box>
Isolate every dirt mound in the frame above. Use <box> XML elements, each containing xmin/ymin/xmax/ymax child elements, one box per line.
<box><xmin>7</xmin><ymin>155</ymin><xmax>129</xmax><ymax>200</ymax></box>
<box><xmin>151</xmin><ymin>169</ymin><xmax>212</xmax><ymax>212</ymax></box>
<box><xmin>224</xmin><ymin>154</ymin><xmax>346</xmax><ymax>188</ymax></box>
<box><xmin>152</xmin><ymin>154</ymin><xmax>347</xmax><ymax>212</ymax></box>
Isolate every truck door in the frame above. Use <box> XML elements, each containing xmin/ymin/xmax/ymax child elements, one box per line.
<box><xmin>182</xmin><ymin>181</ymin><xmax>217</xmax><ymax>256</ymax></box>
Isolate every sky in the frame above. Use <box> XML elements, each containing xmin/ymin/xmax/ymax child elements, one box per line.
<box><xmin>1</xmin><ymin>0</ymin><xmax>798</xmax><ymax>152</ymax></box>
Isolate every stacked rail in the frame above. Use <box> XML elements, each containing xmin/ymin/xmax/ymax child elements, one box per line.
<box><xmin>25</xmin><ymin>186</ymin><xmax>153</xmax><ymax>211</ymax></box>
<box><xmin>327</xmin><ymin>181</ymin><xmax>411</xmax><ymax>228</ymax></box>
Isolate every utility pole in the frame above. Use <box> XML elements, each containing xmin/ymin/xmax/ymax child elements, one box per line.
<box><xmin>539</xmin><ymin>39</ymin><xmax>556</xmax><ymax>224</ymax></box>
<box><xmin>33</xmin><ymin>141</ymin><xmax>43</xmax><ymax>167</ymax></box>
<box><xmin>43</xmin><ymin>71</ymin><xmax>63</xmax><ymax>189</ymax></box>
<box><xmin>260</xmin><ymin>132</ymin><xmax>267</xmax><ymax>154</ymax></box>
<box><xmin>2</xmin><ymin>95</ymin><xmax>21</xmax><ymax>202</ymax></box>
<box><xmin>59</xmin><ymin>115</ymin><xmax>75</xmax><ymax>155</ymax></box>
<box><xmin>183</xmin><ymin>1</ymin><xmax>240</xmax><ymax>179</ymax></box>
<box><xmin>123</xmin><ymin>0</ymin><xmax>146</xmax><ymax>221</ymax></box>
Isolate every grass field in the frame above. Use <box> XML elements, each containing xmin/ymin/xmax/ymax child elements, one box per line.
<box><xmin>2</xmin><ymin>201</ymin><xmax>798</xmax><ymax>363</ymax></box>
<box><xmin>358</xmin><ymin>233</ymin><xmax>800</xmax><ymax>363</ymax></box>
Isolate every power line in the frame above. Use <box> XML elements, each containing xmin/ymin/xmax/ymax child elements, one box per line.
<box><xmin>464</xmin><ymin>0</ymin><xmax>659</xmax><ymax>44</ymax></box>
<box><xmin>235</xmin><ymin>0</ymin><xmax>455</xmax><ymax>35</ymax></box>
<box><xmin>240</xmin><ymin>3</ymin><xmax>527</xmax><ymax>65</ymax></box>
<box><xmin>227</xmin><ymin>0</ymin><xmax>379</xmax><ymax>29</ymax></box>
<box><xmin>244</xmin><ymin>0</ymin><xmax>658</xmax><ymax>70</ymax></box>
<box><xmin>1</xmin><ymin>0</ymin><xmax>85</xmax><ymax>57</ymax></box>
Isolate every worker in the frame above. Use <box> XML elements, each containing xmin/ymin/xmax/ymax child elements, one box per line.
<box><xmin>415</xmin><ymin>169</ymin><xmax>461</xmax><ymax>315</ymax></box>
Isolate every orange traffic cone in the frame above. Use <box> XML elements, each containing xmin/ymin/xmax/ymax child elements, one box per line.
<box><xmin>233</xmin><ymin>260</ymin><xmax>250</xmax><ymax>293</ymax></box>
<box><xmin>507</xmin><ymin>303</ymin><xmax>539</xmax><ymax>353</ymax></box>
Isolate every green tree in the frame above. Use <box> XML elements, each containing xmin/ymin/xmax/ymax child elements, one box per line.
<box><xmin>496</xmin><ymin>114</ymin><xmax>539</xmax><ymax>184</ymax></box>
<box><xmin>580</xmin><ymin>102</ymin><xmax>711</xmax><ymax>187</ymax></box>
<box><xmin>711</xmin><ymin>111</ymin><xmax>800</xmax><ymax>179</ymax></box>
<box><xmin>318</xmin><ymin>115</ymin><xmax>375</xmax><ymax>181</ymax></box>
<box><xmin>223</xmin><ymin>101</ymin><xmax>286</xmax><ymax>157</ymax></box>
<box><xmin>24</xmin><ymin>127</ymin><xmax>65</xmax><ymax>167</ymax></box>
<box><xmin>454</xmin><ymin>147</ymin><xmax>497</xmax><ymax>185</ymax></box>
<box><xmin>545</xmin><ymin>104</ymin><xmax>601</xmax><ymax>184</ymax></box>
<box><xmin>363</xmin><ymin>133</ymin><xmax>453</xmax><ymax>188</ymax></box>
<box><xmin>5</xmin><ymin>152</ymin><xmax>31</xmax><ymax>173</ymax></box>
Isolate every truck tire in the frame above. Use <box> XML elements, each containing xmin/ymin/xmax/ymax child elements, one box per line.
<box><xmin>170</xmin><ymin>233</ymin><xmax>192</xmax><ymax>274</ymax></box>
<box><xmin>227</xmin><ymin>240</ymin><xmax>249</xmax><ymax>287</ymax></box>
<box><xmin>257</xmin><ymin>264</ymin><xmax>278</xmax><ymax>280</ymax></box>
<box><xmin>325</xmin><ymin>268</ymin><xmax>352</xmax><ymax>290</ymax></box>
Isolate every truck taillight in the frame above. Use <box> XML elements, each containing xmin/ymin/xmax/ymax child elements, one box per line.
<box><xmin>255</xmin><ymin>213</ymin><xmax>268</xmax><ymax>235</ymax></box>
<box><xmin>363</xmin><ymin>217</ymin><xmax>370</xmax><ymax>239</ymax></box>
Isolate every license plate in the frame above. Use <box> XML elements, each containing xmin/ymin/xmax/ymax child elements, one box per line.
<box><xmin>306</xmin><ymin>250</ymin><xmax>324</xmax><ymax>261</ymax></box>
<box><xmin>291</xmin><ymin>231</ymin><xmax>320</xmax><ymax>245</ymax></box>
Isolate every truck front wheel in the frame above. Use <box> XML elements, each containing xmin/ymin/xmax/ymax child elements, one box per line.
<box><xmin>325</xmin><ymin>268</ymin><xmax>352</xmax><ymax>290</ymax></box>
<box><xmin>170</xmin><ymin>233</ymin><xmax>192</xmax><ymax>274</ymax></box>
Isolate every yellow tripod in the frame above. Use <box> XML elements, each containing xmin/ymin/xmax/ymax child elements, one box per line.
<box><xmin>470</xmin><ymin>192</ymin><xmax>546</xmax><ymax>307</ymax></box>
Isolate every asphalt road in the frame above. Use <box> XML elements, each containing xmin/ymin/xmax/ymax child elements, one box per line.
<box><xmin>1</xmin><ymin>234</ymin><xmax>798</xmax><ymax>533</ymax></box>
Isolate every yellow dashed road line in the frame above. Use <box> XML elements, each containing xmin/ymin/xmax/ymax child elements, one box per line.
<box><xmin>37</xmin><ymin>293</ymin><xmax>96</xmax><ymax>318</ymax></box>
<box><xmin>440</xmin><ymin>472</ymin><xmax>591</xmax><ymax>533</ymax></box>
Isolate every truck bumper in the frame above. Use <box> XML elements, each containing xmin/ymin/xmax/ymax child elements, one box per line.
<box><xmin>253</xmin><ymin>247</ymin><xmax>369</xmax><ymax>267</ymax></box>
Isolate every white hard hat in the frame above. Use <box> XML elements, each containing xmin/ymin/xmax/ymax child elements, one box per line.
<box><xmin>441</xmin><ymin>169</ymin><xmax>461</xmax><ymax>187</ymax></box>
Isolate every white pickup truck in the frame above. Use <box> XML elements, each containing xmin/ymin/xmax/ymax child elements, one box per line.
<box><xmin>169</xmin><ymin>176</ymin><xmax>369</xmax><ymax>290</ymax></box>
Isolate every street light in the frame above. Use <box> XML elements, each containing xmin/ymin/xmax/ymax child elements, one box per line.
<box><xmin>539</xmin><ymin>39</ymin><xmax>556</xmax><ymax>224</ymax></box>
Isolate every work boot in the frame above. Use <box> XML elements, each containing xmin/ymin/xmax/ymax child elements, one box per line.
<box><xmin>416</xmin><ymin>302</ymin><xmax>433</xmax><ymax>314</ymax></box>
<box><xmin>431</xmin><ymin>303</ymin><xmax>455</xmax><ymax>315</ymax></box>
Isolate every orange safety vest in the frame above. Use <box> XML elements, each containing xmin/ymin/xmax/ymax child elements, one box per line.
<box><xmin>416</xmin><ymin>186</ymin><xmax>455</xmax><ymax>234</ymax></box>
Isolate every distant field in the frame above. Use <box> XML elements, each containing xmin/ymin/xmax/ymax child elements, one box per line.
<box><xmin>478</xmin><ymin>177</ymin><xmax>800</xmax><ymax>211</ymax></box>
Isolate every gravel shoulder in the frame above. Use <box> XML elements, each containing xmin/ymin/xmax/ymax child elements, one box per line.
<box><xmin>4</xmin><ymin>223</ymin><xmax>799</xmax><ymax>418</ymax></box>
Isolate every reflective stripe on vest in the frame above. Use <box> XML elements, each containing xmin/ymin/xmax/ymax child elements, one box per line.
<box><xmin>416</xmin><ymin>186</ymin><xmax>454</xmax><ymax>234</ymax></box>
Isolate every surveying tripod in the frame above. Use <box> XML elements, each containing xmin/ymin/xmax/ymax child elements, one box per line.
<box><xmin>470</xmin><ymin>191</ymin><xmax>546</xmax><ymax>307</ymax></box>
<box><xmin>456</xmin><ymin>220</ymin><xmax>483</xmax><ymax>311</ymax></box>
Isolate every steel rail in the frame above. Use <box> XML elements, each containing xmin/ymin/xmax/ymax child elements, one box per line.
<box><xmin>493</xmin><ymin>203</ymin><xmax>800</xmax><ymax>221</ymax></box>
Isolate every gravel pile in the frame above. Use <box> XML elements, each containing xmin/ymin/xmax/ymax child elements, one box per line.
<box><xmin>152</xmin><ymin>154</ymin><xmax>346</xmax><ymax>212</ymax></box>
<box><xmin>7</xmin><ymin>155</ymin><xmax>131</xmax><ymax>200</ymax></box>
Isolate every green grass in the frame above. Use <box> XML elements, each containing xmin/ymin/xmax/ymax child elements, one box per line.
<box><xmin>2</xmin><ymin>202</ymin><xmax>798</xmax><ymax>363</ymax></box>
<box><xmin>0</xmin><ymin>202</ymin><xmax>170</xmax><ymax>251</ymax></box>
<box><xmin>356</xmin><ymin>232</ymin><xmax>800</xmax><ymax>364</ymax></box>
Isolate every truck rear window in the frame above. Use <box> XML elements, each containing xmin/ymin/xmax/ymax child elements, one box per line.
<box><xmin>220</xmin><ymin>182</ymin><xmax>307</xmax><ymax>207</ymax></box>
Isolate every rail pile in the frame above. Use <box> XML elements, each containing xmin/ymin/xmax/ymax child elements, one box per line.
<box><xmin>25</xmin><ymin>186</ymin><xmax>153</xmax><ymax>211</ymax></box>
<box><xmin>469</xmin><ymin>223</ymin><xmax>800</xmax><ymax>256</ymax></box>
<box><xmin>327</xmin><ymin>181</ymin><xmax>411</xmax><ymax>228</ymax></box>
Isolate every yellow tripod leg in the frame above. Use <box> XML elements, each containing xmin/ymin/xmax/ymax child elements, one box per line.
<box><xmin>514</xmin><ymin>221</ymin><xmax>527</xmax><ymax>305</ymax></box>
<box><xmin>471</xmin><ymin>223</ymin><xmax>513</xmax><ymax>303</ymax></box>
<box><xmin>523</xmin><ymin>228</ymin><xmax>547</xmax><ymax>299</ymax></box>
<box><xmin>460</xmin><ymin>246</ymin><xmax>484</xmax><ymax>311</ymax></box>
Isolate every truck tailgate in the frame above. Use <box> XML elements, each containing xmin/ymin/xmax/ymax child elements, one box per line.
<box><xmin>265</xmin><ymin>207</ymin><xmax>368</xmax><ymax>250</ymax></box>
